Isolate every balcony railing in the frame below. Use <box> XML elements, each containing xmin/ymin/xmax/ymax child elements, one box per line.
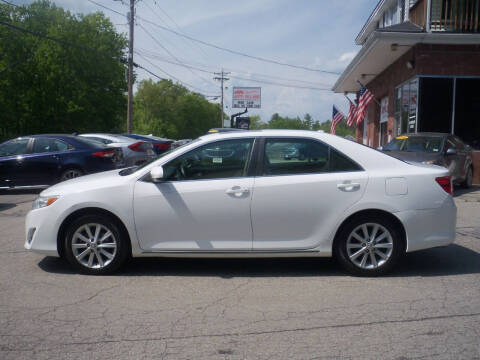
<box><xmin>430</xmin><ymin>0</ymin><xmax>480</xmax><ymax>32</ymax></box>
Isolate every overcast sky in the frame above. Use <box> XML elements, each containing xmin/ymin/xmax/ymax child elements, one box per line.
<box><xmin>12</xmin><ymin>0</ymin><xmax>375</xmax><ymax>124</ymax></box>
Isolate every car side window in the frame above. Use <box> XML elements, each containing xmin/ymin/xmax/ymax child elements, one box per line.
<box><xmin>163</xmin><ymin>138</ymin><xmax>254</xmax><ymax>181</ymax></box>
<box><xmin>0</xmin><ymin>138</ymin><xmax>30</xmax><ymax>156</ymax></box>
<box><xmin>54</xmin><ymin>140</ymin><xmax>70</xmax><ymax>152</ymax></box>
<box><xmin>263</xmin><ymin>138</ymin><xmax>361</xmax><ymax>176</ymax></box>
<box><xmin>445</xmin><ymin>139</ymin><xmax>456</xmax><ymax>151</ymax></box>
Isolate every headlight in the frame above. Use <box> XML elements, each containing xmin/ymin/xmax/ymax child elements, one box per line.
<box><xmin>422</xmin><ymin>160</ymin><xmax>437</xmax><ymax>165</ymax></box>
<box><xmin>32</xmin><ymin>196</ymin><xmax>59</xmax><ymax>210</ymax></box>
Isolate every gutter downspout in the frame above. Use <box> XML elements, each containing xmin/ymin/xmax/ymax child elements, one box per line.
<box><xmin>426</xmin><ymin>0</ymin><xmax>432</xmax><ymax>32</ymax></box>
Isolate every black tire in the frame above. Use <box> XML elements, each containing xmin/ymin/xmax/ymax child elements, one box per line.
<box><xmin>333</xmin><ymin>215</ymin><xmax>405</xmax><ymax>276</ymax></box>
<box><xmin>63</xmin><ymin>214</ymin><xmax>130</xmax><ymax>275</ymax></box>
<box><xmin>462</xmin><ymin>167</ymin><xmax>473</xmax><ymax>189</ymax></box>
<box><xmin>59</xmin><ymin>168</ymin><xmax>83</xmax><ymax>182</ymax></box>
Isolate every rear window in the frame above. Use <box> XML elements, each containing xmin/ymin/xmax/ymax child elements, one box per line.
<box><xmin>383</xmin><ymin>136</ymin><xmax>444</xmax><ymax>153</ymax></box>
<box><xmin>73</xmin><ymin>137</ymin><xmax>107</xmax><ymax>149</ymax></box>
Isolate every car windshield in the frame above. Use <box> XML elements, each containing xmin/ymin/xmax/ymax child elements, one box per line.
<box><xmin>383</xmin><ymin>136</ymin><xmax>444</xmax><ymax>153</ymax></box>
<box><xmin>119</xmin><ymin>138</ymin><xmax>201</xmax><ymax>176</ymax></box>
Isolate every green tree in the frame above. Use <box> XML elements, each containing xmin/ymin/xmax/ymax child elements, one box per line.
<box><xmin>0</xmin><ymin>1</ymin><xmax>127</xmax><ymax>141</ymax></box>
<box><xmin>133</xmin><ymin>79</ymin><xmax>219</xmax><ymax>139</ymax></box>
<box><xmin>249</xmin><ymin>115</ymin><xmax>267</xmax><ymax>130</ymax></box>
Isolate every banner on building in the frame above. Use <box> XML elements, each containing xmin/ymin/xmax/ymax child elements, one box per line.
<box><xmin>232</xmin><ymin>87</ymin><xmax>261</xmax><ymax>108</ymax></box>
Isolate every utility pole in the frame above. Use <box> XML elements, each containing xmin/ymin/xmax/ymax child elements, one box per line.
<box><xmin>126</xmin><ymin>0</ymin><xmax>135</xmax><ymax>134</ymax></box>
<box><xmin>214</xmin><ymin>69</ymin><xmax>230</xmax><ymax>128</ymax></box>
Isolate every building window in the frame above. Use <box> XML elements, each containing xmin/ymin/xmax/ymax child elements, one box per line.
<box><xmin>394</xmin><ymin>78</ymin><xmax>418</xmax><ymax>135</ymax></box>
<box><xmin>418</xmin><ymin>78</ymin><xmax>453</xmax><ymax>134</ymax></box>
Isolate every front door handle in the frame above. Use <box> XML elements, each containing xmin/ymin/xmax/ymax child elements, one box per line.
<box><xmin>337</xmin><ymin>182</ymin><xmax>360</xmax><ymax>192</ymax></box>
<box><xmin>225</xmin><ymin>186</ymin><xmax>250</xmax><ymax>195</ymax></box>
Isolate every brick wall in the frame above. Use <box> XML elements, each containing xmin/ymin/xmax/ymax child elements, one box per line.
<box><xmin>354</xmin><ymin>43</ymin><xmax>480</xmax><ymax>184</ymax></box>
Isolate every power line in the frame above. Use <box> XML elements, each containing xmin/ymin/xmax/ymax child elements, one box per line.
<box><xmin>136</xmin><ymin>49</ymin><xmax>336</xmax><ymax>88</ymax></box>
<box><xmin>135</xmin><ymin>50</ymin><xmax>331</xmax><ymax>91</ymax></box>
<box><xmin>136</xmin><ymin>53</ymin><xmax>217</xmax><ymax>96</ymax></box>
<box><xmin>138</xmin><ymin>23</ymin><xmax>217</xmax><ymax>89</ymax></box>
<box><xmin>149</xmin><ymin>0</ymin><xmax>211</xmax><ymax>60</ymax></box>
<box><xmin>0</xmin><ymin>0</ymin><xmax>18</xmax><ymax>7</ymax></box>
<box><xmin>0</xmin><ymin>20</ymin><xmax>121</xmax><ymax>60</ymax></box>
<box><xmin>136</xmin><ymin>15</ymin><xmax>340</xmax><ymax>75</ymax></box>
<box><xmin>86</xmin><ymin>0</ymin><xmax>124</xmax><ymax>17</ymax></box>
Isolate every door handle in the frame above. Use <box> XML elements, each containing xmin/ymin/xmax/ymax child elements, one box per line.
<box><xmin>337</xmin><ymin>182</ymin><xmax>360</xmax><ymax>192</ymax></box>
<box><xmin>225</xmin><ymin>186</ymin><xmax>250</xmax><ymax>195</ymax></box>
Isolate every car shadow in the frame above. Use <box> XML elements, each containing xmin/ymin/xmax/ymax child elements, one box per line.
<box><xmin>454</xmin><ymin>185</ymin><xmax>480</xmax><ymax>197</ymax></box>
<box><xmin>0</xmin><ymin>203</ymin><xmax>16</xmax><ymax>211</ymax></box>
<box><xmin>38</xmin><ymin>244</ymin><xmax>480</xmax><ymax>278</ymax></box>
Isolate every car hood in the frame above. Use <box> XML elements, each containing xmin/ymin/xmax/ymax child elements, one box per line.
<box><xmin>382</xmin><ymin>151</ymin><xmax>441</xmax><ymax>163</ymax></box>
<box><xmin>41</xmin><ymin>169</ymin><xmax>125</xmax><ymax>196</ymax></box>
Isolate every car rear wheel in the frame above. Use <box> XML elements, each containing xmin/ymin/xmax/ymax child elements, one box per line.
<box><xmin>60</xmin><ymin>168</ymin><xmax>83</xmax><ymax>182</ymax></box>
<box><xmin>64</xmin><ymin>215</ymin><xmax>130</xmax><ymax>275</ymax></box>
<box><xmin>334</xmin><ymin>215</ymin><xmax>404</xmax><ymax>276</ymax></box>
<box><xmin>462</xmin><ymin>167</ymin><xmax>473</xmax><ymax>189</ymax></box>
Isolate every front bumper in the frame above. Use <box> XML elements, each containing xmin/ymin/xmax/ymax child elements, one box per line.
<box><xmin>396</xmin><ymin>195</ymin><xmax>457</xmax><ymax>253</ymax></box>
<box><xmin>25</xmin><ymin>206</ymin><xmax>60</xmax><ymax>256</ymax></box>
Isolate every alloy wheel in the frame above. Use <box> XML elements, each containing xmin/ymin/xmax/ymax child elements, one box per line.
<box><xmin>71</xmin><ymin>223</ymin><xmax>117</xmax><ymax>269</ymax></box>
<box><xmin>346</xmin><ymin>223</ymin><xmax>394</xmax><ymax>270</ymax></box>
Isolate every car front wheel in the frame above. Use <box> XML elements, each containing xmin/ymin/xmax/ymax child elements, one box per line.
<box><xmin>334</xmin><ymin>215</ymin><xmax>404</xmax><ymax>276</ymax></box>
<box><xmin>63</xmin><ymin>215</ymin><xmax>130</xmax><ymax>275</ymax></box>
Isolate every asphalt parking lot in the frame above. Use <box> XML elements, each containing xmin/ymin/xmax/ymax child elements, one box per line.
<box><xmin>1</xmin><ymin>189</ymin><xmax>480</xmax><ymax>360</ymax></box>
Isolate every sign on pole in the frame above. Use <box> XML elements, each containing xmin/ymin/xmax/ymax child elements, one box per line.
<box><xmin>232</xmin><ymin>87</ymin><xmax>261</xmax><ymax>108</ymax></box>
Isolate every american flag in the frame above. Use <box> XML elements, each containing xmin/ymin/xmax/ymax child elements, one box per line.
<box><xmin>354</xmin><ymin>84</ymin><xmax>375</xmax><ymax>125</ymax></box>
<box><xmin>331</xmin><ymin>105</ymin><xmax>345</xmax><ymax>135</ymax></box>
<box><xmin>346</xmin><ymin>98</ymin><xmax>357</xmax><ymax>127</ymax></box>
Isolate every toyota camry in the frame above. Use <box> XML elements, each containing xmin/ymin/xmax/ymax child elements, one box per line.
<box><xmin>25</xmin><ymin>130</ymin><xmax>456</xmax><ymax>276</ymax></box>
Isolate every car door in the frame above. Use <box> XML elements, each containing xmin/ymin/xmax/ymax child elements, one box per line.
<box><xmin>0</xmin><ymin>138</ymin><xmax>32</xmax><ymax>188</ymax></box>
<box><xmin>20</xmin><ymin>137</ymin><xmax>63</xmax><ymax>186</ymax></box>
<box><xmin>251</xmin><ymin>137</ymin><xmax>368</xmax><ymax>250</ymax></box>
<box><xmin>452</xmin><ymin>136</ymin><xmax>468</xmax><ymax>179</ymax></box>
<box><xmin>133</xmin><ymin>138</ymin><xmax>256</xmax><ymax>251</ymax></box>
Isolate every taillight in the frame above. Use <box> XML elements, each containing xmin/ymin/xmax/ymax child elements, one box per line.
<box><xmin>435</xmin><ymin>176</ymin><xmax>453</xmax><ymax>194</ymax></box>
<box><xmin>128</xmin><ymin>141</ymin><xmax>146</xmax><ymax>152</ymax></box>
<box><xmin>154</xmin><ymin>143</ymin><xmax>170</xmax><ymax>150</ymax></box>
<box><xmin>92</xmin><ymin>150</ymin><xmax>115</xmax><ymax>158</ymax></box>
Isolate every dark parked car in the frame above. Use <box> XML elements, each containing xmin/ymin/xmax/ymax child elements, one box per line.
<box><xmin>0</xmin><ymin>134</ymin><xmax>123</xmax><ymax>190</ymax></box>
<box><xmin>121</xmin><ymin>134</ymin><xmax>173</xmax><ymax>155</ymax></box>
<box><xmin>381</xmin><ymin>132</ymin><xmax>473</xmax><ymax>188</ymax></box>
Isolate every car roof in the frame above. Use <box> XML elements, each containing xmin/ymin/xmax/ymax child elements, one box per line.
<box><xmin>397</xmin><ymin>132</ymin><xmax>449</xmax><ymax>137</ymax></box>
<box><xmin>80</xmin><ymin>133</ymin><xmax>135</xmax><ymax>143</ymax></box>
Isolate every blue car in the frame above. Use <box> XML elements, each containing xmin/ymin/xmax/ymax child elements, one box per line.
<box><xmin>122</xmin><ymin>134</ymin><xmax>173</xmax><ymax>155</ymax></box>
<box><xmin>0</xmin><ymin>134</ymin><xmax>123</xmax><ymax>190</ymax></box>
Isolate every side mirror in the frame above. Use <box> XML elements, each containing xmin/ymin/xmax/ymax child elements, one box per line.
<box><xmin>446</xmin><ymin>148</ymin><xmax>457</xmax><ymax>156</ymax></box>
<box><xmin>150</xmin><ymin>165</ymin><xmax>164</xmax><ymax>182</ymax></box>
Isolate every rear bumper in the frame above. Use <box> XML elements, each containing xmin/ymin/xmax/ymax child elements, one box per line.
<box><xmin>395</xmin><ymin>196</ymin><xmax>457</xmax><ymax>253</ymax></box>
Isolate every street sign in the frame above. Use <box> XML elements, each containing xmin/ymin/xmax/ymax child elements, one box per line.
<box><xmin>232</xmin><ymin>87</ymin><xmax>261</xmax><ymax>108</ymax></box>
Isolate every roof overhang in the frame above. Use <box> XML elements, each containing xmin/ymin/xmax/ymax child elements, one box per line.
<box><xmin>333</xmin><ymin>31</ymin><xmax>480</xmax><ymax>93</ymax></box>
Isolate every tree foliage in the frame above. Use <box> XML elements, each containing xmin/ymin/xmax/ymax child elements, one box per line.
<box><xmin>133</xmin><ymin>79</ymin><xmax>220</xmax><ymax>139</ymax></box>
<box><xmin>250</xmin><ymin>113</ymin><xmax>356</xmax><ymax>137</ymax></box>
<box><xmin>0</xmin><ymin>1</ymin><xmax>127</xmax><ymax>141</ymax></box>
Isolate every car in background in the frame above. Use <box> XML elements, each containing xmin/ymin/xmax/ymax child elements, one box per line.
<box><xmin>171</xmin><ymin>139</ymin><xmax>193</xmax><ymax>149</ymax></box>
<box><xmin>80</xmin><ymin>133</ymin><xmax>156</xmax><ymax>166</ymax></box>
<box><xmin>0</xmin><ymin>134</ymin><xmax>123</xmax><ymax>189</ymax></box>
<box><xmin>381</xmin><ymin>133</ymin><xmax>473</xmax><ymax>188</ymax></box>
<box><xmin>121</xmin><ymin>134</ymin><xmax>173</xmax><ymax>155</ymax></box>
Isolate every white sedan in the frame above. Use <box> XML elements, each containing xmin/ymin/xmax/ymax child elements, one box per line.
<box><xmin>25</xmin><ymin>130</ymin><xmax>456</xmax><ymax>276</ymax></box>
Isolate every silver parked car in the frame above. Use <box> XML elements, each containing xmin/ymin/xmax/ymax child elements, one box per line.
<box><xmin>381</xmin><ymin>133</ymin><xmax>474</xmax><ymax>188</ymax></box>
<box><xmin>80</xmin><ymin>133</ymin><xmax>156</xmax><ymax>167</ymax></box>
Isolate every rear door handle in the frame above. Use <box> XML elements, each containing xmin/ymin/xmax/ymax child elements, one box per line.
<box><xmin>337</xmin><ymin>183</ymin><xmax>360</xmax><ymax>192</ymax></box>
<box><xmin>226</xmin><ymin>186</ymin><xmax>250</xmax><ymax>195</ymax></box>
